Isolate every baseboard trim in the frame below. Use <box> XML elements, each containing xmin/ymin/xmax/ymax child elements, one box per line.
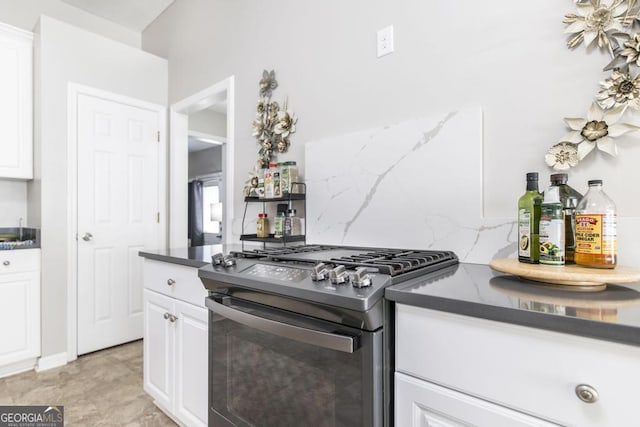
<box><xmin>0</xmin><ymin>358</ymin><xmax>37</xmax><ymax>379</ymax></box>
<box><xmin>36</xmin><ymin>352</ymin><xmax>68</xmax><ymax>372</ymax></box>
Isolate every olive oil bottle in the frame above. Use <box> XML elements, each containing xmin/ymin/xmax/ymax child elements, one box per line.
<box><xmin>518</xmin><ymin>172</ymin><xmax>543</xmax><ymax>263</ymax></box>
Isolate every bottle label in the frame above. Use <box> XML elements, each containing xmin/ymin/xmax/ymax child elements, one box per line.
<box><xmin>539</xmin><ymin>205</ymin><xmax>565</xmax><ymax>265</ymax></box>
<box><xmin>518</xmin><ymin>209</ymin><xmax>531</xmax><ymax>258</ymax></box>
<box><xmin>575</xmin><ymin>213</ymin><xmax>617</xmax><ymax>255</ymax></box>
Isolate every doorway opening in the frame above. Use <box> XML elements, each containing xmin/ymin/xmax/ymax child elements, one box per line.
<box><xmin>169</xmin><ymin>77</ymin><xmax>235</xmax><ymax>248</ymax></box>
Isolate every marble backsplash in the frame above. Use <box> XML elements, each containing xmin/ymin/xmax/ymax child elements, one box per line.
<box><xmin>304</xmin><ymin>107</ymin><xmax>516</xmax><ymax>264</ymax></box>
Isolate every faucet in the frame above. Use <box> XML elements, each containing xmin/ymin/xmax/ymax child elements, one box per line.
<box><xmin>18</xmin><ymin>217</ymin><xmax>23</xmax><ymax>241</ymax></box>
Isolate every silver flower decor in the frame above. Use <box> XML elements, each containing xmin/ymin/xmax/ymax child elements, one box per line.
<box><xmin>251</xmin><ymin>70</ymin><xmax>298</xmax><ymax>168</ymax></box>
<box><xmin>596</xmin><ymin>69</ymin><xmax>640</xmax><ymax>109</ymax></box>
<box><xmin>552</xmin><ymin>0</ymin><xmax>640</xmax><ymax>169</ymax></box>
<box><xmin>560</xmin><ymin>102</ymin><xmax>640</xmax><ymax>160</ymax></box>
<box><xmin>563</xmin><ymin>0</ymin><xmax>628</xmax><ymax>54</ymax></box>
<box><xmin>545</xmin><ymin>143</ymin><xmax>580</xmax><ymax>170</ymax></box>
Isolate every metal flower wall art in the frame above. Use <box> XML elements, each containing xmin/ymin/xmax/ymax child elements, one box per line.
<box><xmin>251</xmin><ymin>70</ymin><xmax>298</xmax><ymax>168</ymax></box>
<box><xmin>548</xmin><ymin>0</ymin><xmax>640</xmax><ymax>170</ymax></box>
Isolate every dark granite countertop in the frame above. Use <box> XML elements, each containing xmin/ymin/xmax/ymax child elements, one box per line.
<box><xmin>385</xmin><ymin>263</ymin><xmax>640</xmax><ymax>347</ymax></box>
<box><xmin>138</xmin><ymin>244</ymin><xmax>245</xmax><ymax>268</ymax></box>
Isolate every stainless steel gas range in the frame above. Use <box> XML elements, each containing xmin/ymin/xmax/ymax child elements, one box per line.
<box><xmin>198</xmin><ymin>245</ymin><xmax>458</xmax><ymax>427</ymax></box>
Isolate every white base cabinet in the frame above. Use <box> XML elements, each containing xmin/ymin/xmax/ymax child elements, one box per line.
<box><xmin>395</xmin><ymin>304</ymin><xmax>640</xmax><ymax>427</ymax></box>
<box><xmin>0</xmin><ymin>249</ymin><xmax>40</xmax><ymax>378</ymax></box>
<box><xmin>143</xmin><ymin>259</ymin><xmax>208</xmax><ymax>427</ymax></box>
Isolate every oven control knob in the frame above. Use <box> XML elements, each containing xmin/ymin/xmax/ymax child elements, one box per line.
<box><xmin>329</xmin><ymin>265</ymin><xmax>349</xmax><ymax>285</ymax></box>
<box><xmin>351</xmin><ymin>267</ymin><xmax>372</xmax><ymax>288</ymax></box>
<box><xmin>212</xmin><ymin>253</ymin><xmax>236</xmax><ymax>268</ymax></box>
<box><xmin>311</xmin><ymin>262</ymin><xmax>330</xmax><ymax>281</ymax></box>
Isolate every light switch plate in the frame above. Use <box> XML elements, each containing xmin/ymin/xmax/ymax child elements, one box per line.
<box><xmin>377</xmin><ymin>25</ymin><xmax>394</xmax><ymax>58</ymax></box>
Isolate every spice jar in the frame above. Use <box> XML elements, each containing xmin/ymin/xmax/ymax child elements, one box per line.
<box><xmin>256</xmin><ymin>213</ymin><xmax>269</xmax><ymax>238</ymax></box>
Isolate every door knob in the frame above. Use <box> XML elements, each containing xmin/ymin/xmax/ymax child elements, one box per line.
<box><xmin>82</xmin><ymin>233</ymin><xmax>93</xmax><ymax>241</ymax></box>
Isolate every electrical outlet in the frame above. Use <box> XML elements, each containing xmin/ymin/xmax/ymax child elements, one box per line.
<box><xmin>377</xmin><ymin>25</ymin><xmax>394</xmax><ymax>58</ymax></box>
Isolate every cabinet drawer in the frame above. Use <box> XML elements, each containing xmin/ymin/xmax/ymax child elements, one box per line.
<box><xmin>0</xmin><ymin>249</ymin><xmax>40</xmax><ymax>274</ymax></box>
<box><xmin>395</xmin><ymin>372</ymin><xmax>558</xmax><ymax>427</ymax></box>
<box><xmin>396</xmin><ymin>304</ymin><xmax>640</xmax><ymax>427</ymax></box>
<box><xmin>143</xmin><ymin>259</ymin><xmax>207</xmax><ymax>307</ymax></box>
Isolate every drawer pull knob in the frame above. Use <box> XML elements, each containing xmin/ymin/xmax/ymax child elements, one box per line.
<box><xmin>167</xmin><ymin>278</ymin><xmax>175</xmax><ymax>286</ymax></box>
<box><xmin>2</xmin><ymin>261</ymin><xmax>9</xmax><ymax>266</ymax></box>
<box><xmin>575</xmin><ymin>384</ymin><xmax>599</xmax><ymax>403</ymax></box>
<box><xmin>163</xmin><ymin>312</ymin><xmax>178</xmax><ymax>323</ymax></box>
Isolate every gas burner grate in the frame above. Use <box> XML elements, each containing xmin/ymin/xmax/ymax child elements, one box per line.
<box><xmin>328</xmin><ymin>250</ymin><xmax>457</xmax><ymax>276</ymax></box>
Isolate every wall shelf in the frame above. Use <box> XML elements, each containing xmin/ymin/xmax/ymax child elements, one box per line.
<box><xmin>240</xmin><ymin>183</ymin><xmax>306</xmax><ymax>250</ymax></box>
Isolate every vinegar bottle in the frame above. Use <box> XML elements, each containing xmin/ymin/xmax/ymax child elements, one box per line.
<box><xmin>575</xmin><ymin>180</ymin><xmax>617</xmax><ymax>269</ymax></box>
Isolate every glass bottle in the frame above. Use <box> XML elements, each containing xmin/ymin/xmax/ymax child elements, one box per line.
<box><xmin>518</xmin><ymin>172</ymin><xmax>543</xmax><ymax>263</ymax></box>
<box><xmin>575</xmin><ymin>180</ymin><xmax>617</xmax><ymax>269</ymax></box>
<box><xmin>284</xmin><ymin>208</ymin><xmax>301</xmax><ymax>237</ymax></box>
<box><xmin>539</xmin><ymin>183</ymin><xmax>565</xmax><ymax>266</ymax></box>
<box><xmin>550</xmin><ymin>173</ymin><xmax>583</xmax><ymax>264</ymax></box>
<box><xmin>274</xmin><ymin>212</ymin><xmax>285</xmax><ymax>239</ymax></box>
<box><xmin>256</xmin><ymin>213</ymin><xmax>269</xmax><ymax>238</ymax></box>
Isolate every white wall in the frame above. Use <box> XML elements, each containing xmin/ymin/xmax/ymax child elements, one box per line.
<box><xmin>0</xmin><ymin>182</ymin><xmax>27</xmax><ymax>226</ymax></box>
<box><xmin>189</xmin><ymin>146</ymin><xmax>222</xmax><ymax>180</ymax></box>
<box><xmin>142</xmin><ymin>0</ymin><xmax>640</xmax><ymax>266</ymax></box>
<box><xmin>33</xmin><ymin>16</ymin><xmax>167</xmax><ymax>358</ymax></box>
<box><xmin>189</xmin><ymin>108</ymin><xmax>226</xmax><ymax>137</ymax></box>
<box><xmin>0</xmin><ymin>1</ymin><xmax>140</xmax><ymax>46</ymax></box>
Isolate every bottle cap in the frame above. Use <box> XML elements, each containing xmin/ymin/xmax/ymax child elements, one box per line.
<box><xmin>269</xmin><ymin>162</ymin><xmax>278</xmax><ymax>168</ymax></box>
<box><xmin>550</xmin><ymin>173</ymin><xmax>568</xmax><ymax>185</ymax></box>
<box><xmin>526</xmin><ymin>172</ymin><xmax>538</xmax><ymax>181</ymax></box>
<box><xmin>588</xmin><ymin>179</ymin><xmax>603</xmax><ymax>185</ymax></box>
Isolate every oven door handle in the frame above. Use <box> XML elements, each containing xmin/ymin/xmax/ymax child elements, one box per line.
<box><xmin>207</xmin><ymin>297</ymin><xmax>360</xmax><ymax>353</ymax></box>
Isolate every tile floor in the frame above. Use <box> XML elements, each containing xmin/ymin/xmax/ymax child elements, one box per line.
<box><xmin>0</xmin><ymin>340</ymin><xmax>176</xmax><ymax>426</ymax></box>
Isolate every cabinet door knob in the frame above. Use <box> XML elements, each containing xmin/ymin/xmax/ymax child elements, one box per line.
<box><xmin>82</xmin><ymin>232</ymin><xmax>93</xmax><ymax>241</ymax></box>
<box><xmin>167</xmin><ymin>278</ymin><xmax>175</xmax><ymax>286</ymax></box>
<box><xmin>2</xmin><ymin>261</ymin><xmax>9</xmax><ymax>266</ymax></box>
<box><xmin>163</xmin><ymin>312</ymin><xmax>170</xmax><ymax>320</ymax></box>
<box><xmin>575</xmin><ymin>384</ymin><xmax>599</xmax><ymax>403</ymax></box>
<box><xmin>169</xmin><ymin>314</ymin><xmax>178</xmax><ymax>323</ymax></box>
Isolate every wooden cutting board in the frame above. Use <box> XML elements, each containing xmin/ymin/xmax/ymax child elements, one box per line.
<box><xmin>489</xmin><ymin>258</ymin><xmax>640</xmax><ymax>291</ymax></box>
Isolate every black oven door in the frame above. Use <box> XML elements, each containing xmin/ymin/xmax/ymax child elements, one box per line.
<box><xmin>206</xmin><ymin>293</ymin><xmax>382</xmax><ymax>427</ymax></box>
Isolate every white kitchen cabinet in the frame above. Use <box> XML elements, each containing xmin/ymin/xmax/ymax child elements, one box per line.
<box><xmin>0</xmin><ymin>249</ymin><xmax>40</xmax><ymax>377</ymax></box>
<box><xmin>0</xmin><ymin>22</ymin><xmax>33</xmax><ymax>179</ymax></box>
<box><xmin>396</xmin><ymin>372</ymin><xmax>557</xmax><ymax>427</ymax></box>
<box><xmin>395</xmin><ymin>304</ymin><xmax>640</xmax><ymax>427</ymax></box>
<box><xmin>143</xmin><ymin>259</ymin><xmax>208</xmax><ymax>427</ymax></box>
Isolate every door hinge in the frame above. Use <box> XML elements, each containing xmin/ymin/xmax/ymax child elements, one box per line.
<box><xmin>157</xmin><ymin>131</ymin><xmax>160</xmax><ymax>142</ymax></box>
<box><xmin>157</xmin><ymin>212</ymin><xmax>160</xmax><ymax>223</ymax></box>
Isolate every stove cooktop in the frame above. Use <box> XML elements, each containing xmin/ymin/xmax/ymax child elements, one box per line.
<box><xmin>199</xmin><ymin>245</ymin><xmax>459</xmax><ymax>314</ymax></box>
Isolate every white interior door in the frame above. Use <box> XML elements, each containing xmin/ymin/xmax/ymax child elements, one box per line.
<box><xmin>77</xmin><ymin>93</ymin><xmax>162</xmax><ymax>355</ymax></box>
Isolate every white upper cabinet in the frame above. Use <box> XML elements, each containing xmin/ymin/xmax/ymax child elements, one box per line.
<box><xmin>0</xmin><ymin>22</ymin><xmax>33</xmax><ymax>180</ymax></box>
